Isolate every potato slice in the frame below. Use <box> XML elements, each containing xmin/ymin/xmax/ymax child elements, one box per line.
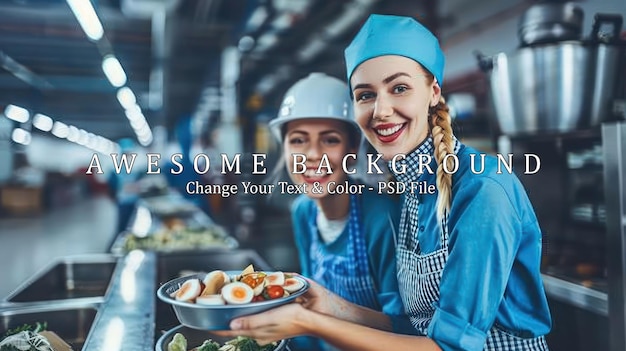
<box><xmin>201</xmin><ymin>270</ymin><xmax>227</xmax><ymax>296</ymax></box>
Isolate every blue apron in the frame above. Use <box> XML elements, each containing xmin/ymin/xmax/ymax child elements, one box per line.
<box><xmin>396</xmin><ymin>208</ymin><xmax>549</xmax><ymax>350</ymax></box>
<box><xmin>308</xmin><ymin>193</ymin><xmax>381</xmax><ymax>311</ymax></box>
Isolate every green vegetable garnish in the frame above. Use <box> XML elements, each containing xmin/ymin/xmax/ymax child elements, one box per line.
<box><xmin>2</xmin><ymin>322</ymin><xmax>47</xmax><ymax>338</ymax></box>
<box><xmin>167</xmin><ymin>333</ymin><xmax>188</xmax><ymax>351</ymax></box>
<box><xmin>195</xmin><ymin>339</ymin><xmax>220</xmax><ymax>351</ymax></box>
<box><xmin>222</xmin><ymin>336</ymin><xmax>276</xmax><ymax>351</ymax></box>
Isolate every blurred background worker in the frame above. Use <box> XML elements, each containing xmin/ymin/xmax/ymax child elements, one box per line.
<box><xmin>107</xmin><ymin>137</ymin><xmax>143</xmax><ymax>235</ymax></box>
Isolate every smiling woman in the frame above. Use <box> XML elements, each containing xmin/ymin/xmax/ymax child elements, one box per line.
<box><xmin>218</xmin><ymin>14</ymin><xmax>552</xmax><ymax>351</ymax></box>
<box><xmin>263</xmin><ymin>72</ymin><xmax>410</xmax><ymax>350</ymax></box>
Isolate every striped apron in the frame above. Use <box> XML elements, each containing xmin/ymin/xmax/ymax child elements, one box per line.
<box><xmin>309</xmin><ymin>193</ymin><xmax>381</xmax><ymax>311</ymax></box>
<box><xmin>396</xmin><ymin>204</ymin><xmax>549</xmax><ymax>350</ymax></box>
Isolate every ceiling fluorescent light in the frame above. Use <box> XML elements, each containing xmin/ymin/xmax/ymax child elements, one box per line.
<box><xmin>4</xmin><ymin>104</ymin><xmax>30</xmax><ymax>123</ymax></box>
<box><xmin>254</xmin><ymin>32</ymin><xmax>278</xmax><ymax>53</ymax></box>
<box><xmin>33</xmin><ymin>113</ymin><xmax>54</xmax><ymax>131</ymax></box>
<box><xmin>66</xmin><ymin>0</ymin><xmax>104</xmax><ymax>41</ymax></box>
<box><xmin>117</xmin><ymin>87</ymin><xmax>137</xmax><ymax>110</ymax></box>
<box><xmin>324</xmin><ymin>6</ymin><xmax>365</xmax><ymax>39</ymax></box>
<box><xmin>136</xmin><ymin>125</ymin><xmax>152</xmax><ymax>138</ymax></box>
<box><xmin>125</xmin><ymin>106</ymin><xmax>144</xmax><ymax>122</ymax></box>
<box><xmin>11</xmin><ymin>128</ymin><xmax>31</xmax><ymax>145</ymax></box>
<box><xmin>297</xmin><ymin>37</ymin><xmax>326</xmax><ymax>63</ymax></box>
<box><xmin>271</xmin><ymin>13</ymin><xmax>293</xmax><ymax>31</ymax></box>
<box><xmin>130</xmin><ymin>117</ymin><xmax>147</xmax><ymax>130</ymax></box>
<box><xmin>138</xmin><ymin>133</ymin><xmax>152</xmax><ymax>147</ymax></box>
<box><xmin>67</xmin><ymin>125</ymin><xmax>80</xmax><ymax>142</ymax></box>
<box><xmin>51</xmin><ymin>121</ymin><xmax>69</xmax><ymax>138</ymax></box>
<box><xmin>102</xmin><ymin>55</ymin><xmax>127</xmax><ymax>87</ymax></box>
<box><xmin>246</xmin><ymin>6</ymin><xmax>269</xmax><ymax>32</ymax></box>
<box><xmin>273</xmin><ymin>0</ymin><xmax>311</xmax><ymax>15</ymax></box>
<box><xmin>256</xmin><ymin>75</ymin><xmax>278</xmax><ymax>95</ymax></box>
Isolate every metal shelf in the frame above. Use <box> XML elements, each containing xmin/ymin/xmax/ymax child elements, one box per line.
<box><xmin>542</xmin><ymin>274</ymin><xmax>608</xmax><ymax>316</ymax></box>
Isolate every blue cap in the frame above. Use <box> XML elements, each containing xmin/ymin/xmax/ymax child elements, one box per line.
<box><xmin>344</xmin><ymin>14</ymin><xmax>445</xmax><ymax>87</ymax></box>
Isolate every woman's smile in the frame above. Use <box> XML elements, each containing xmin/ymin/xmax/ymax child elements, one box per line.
<box><xmin>301</xmin><ymin>168</ymin><xmax>331</xmax><ymax>184</ymax></box>
<box><xmin>373</xmin><ymin>122</ymin><xmax>406</xmax><ymax>143</ymax></box>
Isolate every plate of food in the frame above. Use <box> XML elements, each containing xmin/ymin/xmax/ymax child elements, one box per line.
<box><xmin>156</xmin><ymin>325</ymin><xmax>288</xmax><ymax>351</ymax></box>
<box><xmin>157</xmin><ymin>264</ymin><xmax>309</xmax><ymax>330</ymax></box>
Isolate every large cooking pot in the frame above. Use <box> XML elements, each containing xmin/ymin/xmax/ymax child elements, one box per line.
<box><xmin>589</xmin><ymin>14</ymin><xmax>624</xmax><ymax>126</ymax></box>
<box><xmin>479</xmin><ymin>14</ymin><xmax>624</xmax><ymax>135</ymax></box>
<box><xmin>518</xmin><ymin>2</ymin><xmax>584</xmax><ymax>46</ymax></box>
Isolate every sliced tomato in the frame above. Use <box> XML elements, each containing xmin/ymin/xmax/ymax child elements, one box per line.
<box><xmin>263</xmin><ymin>285</ymin><xmax>285</xmax><ymax>300</ymax></box>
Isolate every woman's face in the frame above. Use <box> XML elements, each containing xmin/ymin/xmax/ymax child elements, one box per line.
<box><xmin>283</xmin><ymin>119</ymin><xmax>355</xmax><ymax>199</ymax></box>
<box><xmin>350</xmin><ymin>55</ymin><xmax>441</xmax><ymax>160</ymax></box>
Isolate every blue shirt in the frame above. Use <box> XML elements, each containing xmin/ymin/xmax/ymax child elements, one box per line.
<box><xmin>393</xmin><ymin>140</ymin><xmax>552</xmax><ymax>350</ymax></box>
<box><xmin>291</xmin><ymin>190</ymin><xmax>413</xmax><ymax>333</ymax></box>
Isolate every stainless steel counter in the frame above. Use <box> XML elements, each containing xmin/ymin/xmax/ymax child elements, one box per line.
<box><xmin>82</xmin><ymin>250</ymin><xmax>157</xmax><ymax>351</ymax></box>
<box><xmin>0</xmin><ymin>248</ymin><xmax>279</xmax><ymax>350</ymax></box>
<box><xmin>542</xmin><ymin>273</ymin><xmax>608</xmax><ymax>316</ymax></box>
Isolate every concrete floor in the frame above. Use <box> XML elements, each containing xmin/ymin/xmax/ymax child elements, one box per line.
<box><xmin>0</xmin><ymin>196</ymin><xmax>116</xmax><ymax>299</ymax></box>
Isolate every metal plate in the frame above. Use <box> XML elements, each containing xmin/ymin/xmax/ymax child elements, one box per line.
<box><xmin>155</xmin><ymin>324</ymin><xmax>289</xmax><ymax>351</ymax></box>
<box><xmin>157</xmin><ymin>272</ymin><xmax>308</xmax><ymax>330</ymax></box>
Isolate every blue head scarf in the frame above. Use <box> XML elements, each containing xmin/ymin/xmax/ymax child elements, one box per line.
<box><xmin>344</xmin><ymin>14</ymin><xmax>445</xmax><ymax>87</ymax></box>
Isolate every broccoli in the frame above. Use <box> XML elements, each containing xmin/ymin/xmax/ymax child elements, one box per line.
<box><xmin>195</xmin><ymin>339</ymin><xmax>220</xmax><ymax>351</ymax></box>
<box><xmin>226</xmin><ymin>336</ymin><xmax>276</xmax><ymax>351</ymax></box>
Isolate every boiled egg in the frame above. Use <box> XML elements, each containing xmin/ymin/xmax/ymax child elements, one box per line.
<box><xmin>196</xmin><ymin>294</ymin><xmax>226</xmax><ymax>306</ymax></box>
<box><xmin>253</xmin><ymin>279</ymin><xmax>265</xmax><ymax>296</ymax></box>
<box><xmin>202</xmin><ymin>270</ymin><xmax>229</xmax><ymax>296</ymax></box>
<box><xmin>283</xmin><ymin>278</ymin><xmax>304</xmax><ymax>293</ymax></box>
<box><xmin>265</xmin><ymin>272</ymin><xmax>285</xmax><ymax>286</ymax></box>
<box><xmin>174</xmin><ymin>279</ymin><xmax>202</xmax><ymax>302</ymax></box>
<box><xmin>221</xmin><ymin>282</ymin><xmax>254</xmax><ymax>304</ymax></box>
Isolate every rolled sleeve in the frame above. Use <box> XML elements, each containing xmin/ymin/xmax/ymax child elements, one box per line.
<box><xmin>428</xmin><ymin>308</ymin><xmax>488</xmax><ymax>351</ymax></box>
<box><xmin>430</xmin><ymin>177</ymin><xmax>523</xmax><ymax>351</ymax></box>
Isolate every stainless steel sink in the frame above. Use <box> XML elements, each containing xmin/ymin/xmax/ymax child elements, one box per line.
<box><xmin>155</xmin><ymin>249</ymin><xmax>272</xmax><ymax>333</ymax></box>
<box><xmin>0</xmin><ymin>304</ymin><xmax>99</xmax><ymax>350</ymax></box>
<box><xmin>5</xmin><ymin>254</ymin><xmax>117</xmax><ymax>303</ymax></box>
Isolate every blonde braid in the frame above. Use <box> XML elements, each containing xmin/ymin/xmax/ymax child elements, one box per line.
<box><xmin>429</xmin><ymin>96</ymin><xmax>454</xmax><ymax>222</ymax></box>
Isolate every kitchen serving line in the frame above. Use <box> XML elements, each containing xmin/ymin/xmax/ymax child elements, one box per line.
<box><xmin>0</xmin><ymin>248</ymin><xmax>282</xmax><ymax>351</ymax></box>
<box><xmin>0</xmin><ymin>247</ymin><xmax>610</xmax><ymax>351</ymax></box>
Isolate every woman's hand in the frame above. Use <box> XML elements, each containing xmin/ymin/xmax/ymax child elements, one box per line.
<box><xmin>215</xmin><ymin>303</ymin><xmax>314</xmax><ymax>345</ymax></box>
<box><xmin>297</xmin><ymin>276</ymin><xmax>391</xmax><ymax>330</ymax></box>
<box><xmin>296</xmin><ymin>276</ymin><xmax>348</xmax><ymax>317</ymax></box>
